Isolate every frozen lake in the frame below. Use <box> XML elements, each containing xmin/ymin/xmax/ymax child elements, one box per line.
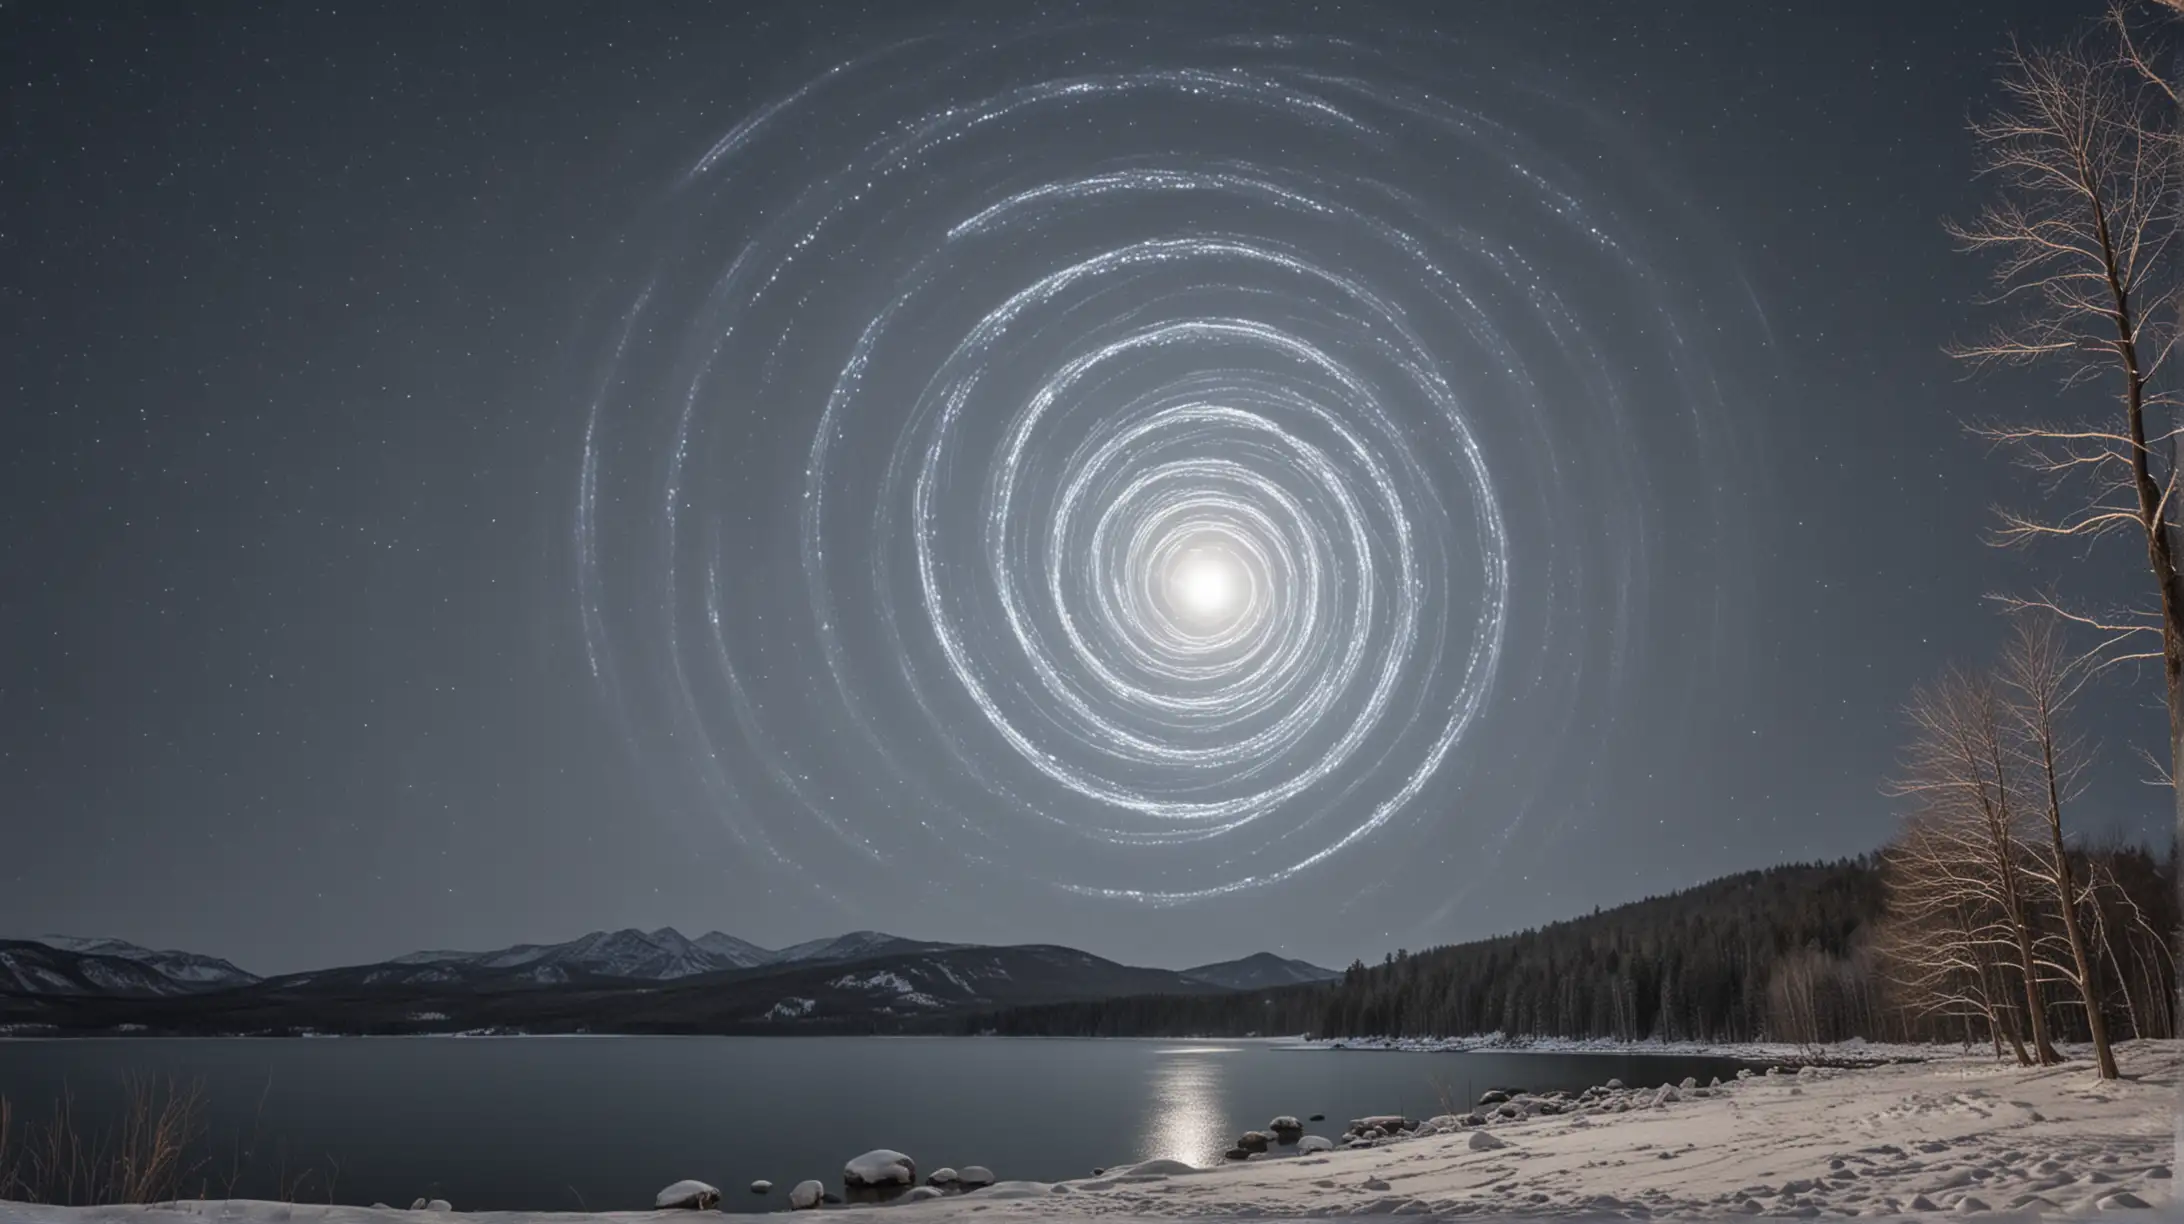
<box><xmin>0</xmin><ymin>1037</ymin><xmax>1751</xmax><ymax>1211</ymax></box>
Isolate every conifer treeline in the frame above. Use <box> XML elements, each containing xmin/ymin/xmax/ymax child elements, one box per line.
<box><xmin>950</xmin><ymin>851</ymin><xmax>2176</xmax><ymax>1045</ymax></box>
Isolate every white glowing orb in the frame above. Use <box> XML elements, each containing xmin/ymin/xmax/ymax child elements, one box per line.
<box><xmin>1169</xmin><ymin>549</ymin><xmax>1245</xmax><ymax>621</ymax></box>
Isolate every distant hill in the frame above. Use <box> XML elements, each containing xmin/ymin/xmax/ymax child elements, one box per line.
<box><xmin>368</xmin><ymin>927</ymin><xmax>960</xmax><ymax>987</ymax></box>
<box><xmin>4</xmin><ymin>938</ymin><xmax>258</xmax><ymax>997</ymax></box>
<box><xmin>0</xmin><ymin>941</ymin><xmax>1229</xmax><ymax>1036</ymax></box>
<box><xmin>1182</xmin><ymin>952</ymin><xmax>1338</xmax><ymax>990</ymax></box>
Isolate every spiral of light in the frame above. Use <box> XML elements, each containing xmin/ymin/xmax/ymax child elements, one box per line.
<box><xmin>574</xmin><ymin>20</ymin><xmax>1750</xmax><ymax>907</ymax></box>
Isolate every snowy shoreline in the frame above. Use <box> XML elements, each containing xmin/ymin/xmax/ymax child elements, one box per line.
<box><xmin>1282</xmin><ymin>1034</ymin><xmax>1956</xmax><ymax>1066</ymax></box>
<box><xmin>2</xmin><ymin>1040</ymin><xmax>2173</xmax><ymax>1221</ymax></box>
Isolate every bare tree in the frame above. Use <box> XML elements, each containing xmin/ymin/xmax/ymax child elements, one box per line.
<box><xmin>1887</xmin><ymin>669</ymin><xmax>2062</xmax><ymax>1063</ymax></box>
<box><xmin>1996</xmin><ymin>616</ymin><xmax>2121</xmax><ymax>1077</ymax></box>
<box><xmin>1948</xmin><ymin>29</ymin><xmax>2184</xmax><ymax>858</ymax></box>
<box><xmin>1878</xmin><ymin>814</ymin><xmax>2033</xmax><ymax>1063</ymax></box>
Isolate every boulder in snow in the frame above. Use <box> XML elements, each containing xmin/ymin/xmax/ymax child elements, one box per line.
<box><xmin>1477</xmin><ymin>1089</ymin><xmax>1510</xmax><ymax>1105</ymax></box>
<box><xmin>1468</xmin><ymin>1130</ymin><xmax>1506</xmax><ymax>1151</ymax></box>
<box><xmin>843</xmin><ymin>1149</ymin><xmax>916</xmax><ymax>1188</ymax></box>
<box><xmin>976</xmin><ymin>1181</ymin><xmax>1056</xmax><ymax>1199</ymax></box>
<box><xmin>750</xmin><ymin>1180</ymin><xmax>773</xmax><ymax>1194</ymax></box>
<box><xmin>906</xmin><ymin>1186</ymin><xmax>945</xmax><ymax>1202</ymax></box>
<box><xmin>958</xmin><ymin>1165</ymin><xmax>996</xmax><ymax>1189</ymax></box>
<box><xmin>1269</xmin><ymin>1115</ymin><xmax>1303</xmax><ymax>1137</ymax></box>
<box><xmin>1604</xmin><ymin>1078</ymin><xmax>1624</xmax><ymax>1090</ymax></box>
<box><xmin>1679</xmin><ymin>1076</ymin><xmax>1697</xmax><ymax>1090</ymax></box>
<box><xmin>927</xmin><ymin>1168</ymin><xmax>959</xmax><ymax>1186</ymax></box>
<box><xmin>788</xmin><ymin>1180</ymin><xmax>826</xmax><ymax>1210</ymax></box>
<box><xmin>2096</xmin><ymin>1192</ymin><xmax>2151</xmax><ymax>1210</ymax></box>
<box><xmin>1651</xmin><ymin>1084</ymin><xmax>1680</xmax><ymax>1107</ymax></box>
<box><xmin>424</xmin><ymin>1201</ymin><xmax>451</xmax><ymax>1213</ymax></box>
<box><xmin>655</xmin><ymin>1180</ymin><xmax>721</xmax><ymax>1210</ymax></box>
<box><xmin>1236</xmin><ymin>1130</ymin><xmax>1270</xmax><ymax>1153</ymax></box>
<box><xmin>1362</xmin><ymin>1178</ymin><xmax>1391</xmax><ymax>1192</ymax></box>
<box><xmin>1953</xmin><ymin>1196</ymin><xmax>1989</xmax><ymax>1213</ymax></box>
<box><xmin>1297</xmin><ymin>1135</ymin><xmax>1335</xmax><ymax>1153</ymax></box>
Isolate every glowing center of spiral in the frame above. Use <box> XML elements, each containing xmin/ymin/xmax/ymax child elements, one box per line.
<box><xmin>1167</xmin><ymin>547</ymin><xmax>1247</xmax><ymax>624</ymax></box>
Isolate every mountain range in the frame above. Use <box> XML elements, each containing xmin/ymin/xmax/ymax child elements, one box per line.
<box><xmin>0</xmin><ymin>929</ymin><xmax>1334</xmax><ymax>1036</ymax></box>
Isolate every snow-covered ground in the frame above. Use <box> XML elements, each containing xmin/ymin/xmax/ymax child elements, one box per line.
<box><xmin>1286</xmin><ymin>1034</ymin><xmax>1979</xmax><ymax>1066</ymax></box>
<box><xmin>2</xmin><ymin>1041</ymin><xmax>2172</xmax><ymax>1221</ymax></box>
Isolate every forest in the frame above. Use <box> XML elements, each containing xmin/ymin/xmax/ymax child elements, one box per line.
<box><xmin>952</xmin><ymin>846</ymin><xmax>2178</xmax><ymax>1050</ymax></box>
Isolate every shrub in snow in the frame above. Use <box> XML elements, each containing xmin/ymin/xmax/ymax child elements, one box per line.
<box><xmin>655</xmin><ymin>1180</ymin><xmax>721</xmax><ymax>1210</ymax></box>
<box><xmin>1468</xmin><ymin>1130</ymin><xmax>1507</xmax><ymax>1151</ymax></box>
<box><xmin>843</xmin><ymin>1149</ymin><xmax>916</xmax><ymax>1188</ymax></box>
<box><xmin>788</xmin><ymin>1180</ymin><xmax>826</xmax><ymax>1210</ymax></box>
<box><xmin>958</xmin><ymin>1165</ymin><xmax>996</xmax><ymax>1188</ymax></box>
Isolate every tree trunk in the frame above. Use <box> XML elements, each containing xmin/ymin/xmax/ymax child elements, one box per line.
<box><xmin>2051</xmin><ymin>835</ymin><xmax>2119</xmax><ymax>1077</ymax></box>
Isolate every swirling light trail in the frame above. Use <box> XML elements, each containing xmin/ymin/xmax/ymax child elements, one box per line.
<box><xmin>573</xmin><ymin>21</ymin><xmax>1754</xmax><ymax>912</ymax></box>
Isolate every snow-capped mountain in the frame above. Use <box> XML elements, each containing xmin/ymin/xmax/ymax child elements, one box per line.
<box><xmin>1180</xmin><ymin>952</ymin><xmax>1339</xmax><ymax>990</ymax></box>
<box><xmin>3</xmin><ymin>938</ymin><xmax>259</xmax><ymax>997</ymax></box>
<box><xmin>363</xmin><ymin>928</ymin><xmax>954</xmax><ymax>986</ymax></box>
<box><xmin>767</xmin><ymin>930</ymin><xmax>961</xmax><ymax>967</ymax></box>
<box><xmin>691</xmin><ymin>931</ymin><xmax>773</xmax><ymax>968</ymax></box>
<box><xmin>34</xmin><ymin>935</ymin><xmax>259</xmax><ymax>990</ymax></box>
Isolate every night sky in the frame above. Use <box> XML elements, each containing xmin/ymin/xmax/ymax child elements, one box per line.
<box><xmin>5</xmin><ymin>0</ymin><xmax>2167</xmax><ymax>977</ymax></box>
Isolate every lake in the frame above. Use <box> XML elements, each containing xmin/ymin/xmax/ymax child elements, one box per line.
<box><xmin>0</xmin><ymin>1038</ymin><xmax>1752</xmax><ymax>1212</ymax></box>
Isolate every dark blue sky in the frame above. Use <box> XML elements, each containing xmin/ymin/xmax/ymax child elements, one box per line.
<box><xmin>4</xmin><ymin>0</ymin><xmax>2163</xmax><ymax>975</ymax></box>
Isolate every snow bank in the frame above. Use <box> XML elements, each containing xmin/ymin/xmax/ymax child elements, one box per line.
<box><xmin>1295</xmin><ymin>1031</ymin><xmax>1973</xmax><ymax>1064</ymax></box>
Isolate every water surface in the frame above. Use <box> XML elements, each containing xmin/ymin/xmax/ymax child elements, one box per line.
<box><xmin>0</xmin><ymin>1037</ymin><xmax>1750</xmax><ymax>1211</ymax></box>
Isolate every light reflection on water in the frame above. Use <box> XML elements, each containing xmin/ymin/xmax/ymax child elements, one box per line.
<box><xmin>1139</xmin><ymin>1046</ymin><xmax>1234</xmax><ymax>1167</ymax></box>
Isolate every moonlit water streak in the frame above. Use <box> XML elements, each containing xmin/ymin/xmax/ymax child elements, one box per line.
<box><xmin>573</xmin><ymin>19</ymin><xmax>1758</xmax><ymax>914</ymax></box>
